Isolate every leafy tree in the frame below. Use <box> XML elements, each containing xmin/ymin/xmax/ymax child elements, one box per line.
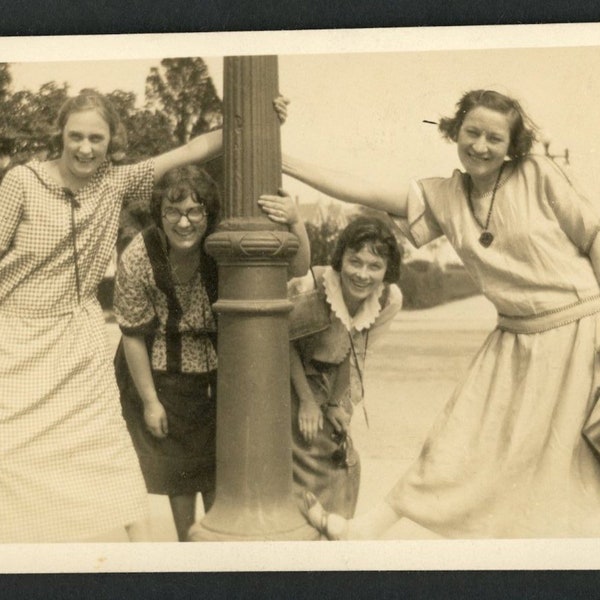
<box><xmin>0</xmin><ymin>79</ymin><xmax>69</xmax><ymax>163</ymax></box>
<box><xmin>306</xmin><ymin>219</ymin><xmax>342</xmax><ymax>267</ymax></box>
<box><xmin>0</xmin><ymin>60</ymin><xmax>224</xmax><ymax>245</ymax></box>
<box><xmin>0</xmin><ymin>63</ymin><xmax>14</xmax><ymax>160</ymax></box>
<box><xmin>145</xmin><ymin>57</ymin><xmax>223</xmax><ymax>145</ymax></box>
<box><xmin>0</xmin><ymin>63</ymin><xmax>11</xmax><ymax>106</ymax></box>
<box><xmin>105</xmin><ymin>88</ymin><xmax>174</xmax><ymax>161</ymax></box>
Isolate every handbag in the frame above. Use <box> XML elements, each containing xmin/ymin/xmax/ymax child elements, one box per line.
<box><xmin>583</xmin><ymin>387</ymin><xmax>600</xmax><ymax>457</ymax></box>
<box><xmin>288</xmin><ymin>267</ymin><xmax>330</xmax><ymax>341</ymax></box>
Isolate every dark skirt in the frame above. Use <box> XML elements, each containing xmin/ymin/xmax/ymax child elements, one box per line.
<box><xmin>117</xmin><ymin>351</ymin><xmax>217</xmax><ymax>496</ymax></box>
<box><xmin>291</xmin><ymin>388</ymin><xmax>360</xmax><ymax>520</ymax></box>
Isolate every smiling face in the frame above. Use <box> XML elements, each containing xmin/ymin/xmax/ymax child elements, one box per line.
<box><xmin>59</xmin><ymin>109</ymin><xmax>111</xmax><ymax>183</ymax></box>
<box><xmin>340</xmin><ymin>244</ymin><xmax>388</xmax><ymax>315</ymax></box>
<box><xmin>457</xmin><ymin>106</ymin><xmax>512</xmax><ymax>191</ymax></box>
<box><xmin>161</xmin><ymin>195</ymin><xmax>207</xmax><ymax>254</ymax></box>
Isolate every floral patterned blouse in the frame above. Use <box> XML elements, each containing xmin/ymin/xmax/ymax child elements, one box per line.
<box><xmin>114</xmin><ymin>226</ymin><xmax>218</xmax><ymax>374</ymax></box>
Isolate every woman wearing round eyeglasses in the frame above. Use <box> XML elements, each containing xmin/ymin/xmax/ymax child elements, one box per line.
<box><xmin>113</xmin><ymin>165</ymin><xmax>309</xmax><ymax>541</ymax></box>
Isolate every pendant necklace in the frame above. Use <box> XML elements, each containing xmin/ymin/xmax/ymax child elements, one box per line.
<box><xmin>467</xmin><ymin>163</ymin><xmax>505</xmax><ymax>248</ymax></box>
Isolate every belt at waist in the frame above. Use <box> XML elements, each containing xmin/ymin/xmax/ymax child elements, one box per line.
<box><xmin>497</xmin><ymin>295</ymin><xmax>600</xmax><ymax>334</ymax></box>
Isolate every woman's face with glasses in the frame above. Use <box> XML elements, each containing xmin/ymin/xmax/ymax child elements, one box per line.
<box><xmin>161</xmin><ymin>195</ymin><xmax>208</xmax><ymax>254</ymax></box>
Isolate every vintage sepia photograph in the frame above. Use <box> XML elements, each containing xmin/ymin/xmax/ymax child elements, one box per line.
<box><xmin>3</xmin><ymin>23</ymin><xmax>600</xmax><ymax>572</ymax></box>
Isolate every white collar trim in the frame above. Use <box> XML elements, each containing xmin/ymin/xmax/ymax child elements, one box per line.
<box><xmin>322</xmin><ymin>266</ymin><xmax>385</xmax><ymax>332</ymax></box>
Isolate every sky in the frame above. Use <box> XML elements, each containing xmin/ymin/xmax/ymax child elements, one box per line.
<box><xmin>5</xmin><ymin>27</ymin><xmax>600</xmax><ymax>205</ymax></box>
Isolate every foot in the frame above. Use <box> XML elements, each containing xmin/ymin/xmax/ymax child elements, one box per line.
<box><xmin>303</xmin><ymin>491</ymin><xmax>349</xmax><ymax>540</ymax></box>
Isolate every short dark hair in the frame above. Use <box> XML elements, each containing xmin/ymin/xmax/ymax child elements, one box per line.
<box><xmin>438</xmin><ymin>89</ymin><xmax>537</xmax><ymax>160</ymax></box>
<box><xmin>152</xmin><ymin>165</ymin><xmax>221</xmax><ymax>303</ymax></box>
<box><xmin>151</xmin><ymin>164</ymin><xmax>220</xmax><ymax>231</ymax></box>
<box><xmin>331</xmin><ymin>215</ymin><xmax>401</xmax><ymax>283</ymax></box>
<box><xmin>55</xmin><ymin>89</ymin><xmax>126</xmax><ymax>154</ymax></box>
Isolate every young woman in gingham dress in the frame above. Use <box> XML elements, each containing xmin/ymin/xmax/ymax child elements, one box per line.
<box><xmin>0</xmin><ymin>90</ymin><xmax>289</xmax><ymax>542</ymax></box>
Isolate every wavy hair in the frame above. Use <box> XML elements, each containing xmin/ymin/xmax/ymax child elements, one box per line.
<box><xmin>438</xmin><ymin>89</ymin><xmax>537</xmax><ymax>160</ymax></box>
<box><xmin>331</xmin><ymin>215</ymin><xmax>401</xmax><ymax>283</ymax></box>
<box><xmin>152</xmin><ymin>165</ymin><xmax>221</xmax><ymax>304</ymax></box>
<box><xmin>55</xmin><ymin>89</ymin><xmax>127</xmax><ymax>155</ymax></box>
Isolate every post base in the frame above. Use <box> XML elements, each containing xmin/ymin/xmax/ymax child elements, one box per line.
<box><xmin>188</xmin><ymin>520</ymin><xmax>320</xmax><ymax>542</ymax></box>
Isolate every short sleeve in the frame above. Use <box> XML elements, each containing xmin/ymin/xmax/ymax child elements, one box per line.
<box><xmin>389</xmin><ymin>179</ymin><xmax>444</xmax><ymax>248</ymax></box>
<box><xmin>113</xmin><ymin>240</ymin><xmax>157</xmax><ymax>335</ymax></box>
<box><xmin>120</xmin><ymin>159</ymin><xmax>155</xmax><ymax>209</ymax></box>
<box><xmin>540</xmin><ymin>157</ymin><xmax>600</xmax><ymax>253</ymax></box>
<box><xmin>0</xmin><ymin>169</ymin><xmax>24</xmax><ymax>251</ymax></box>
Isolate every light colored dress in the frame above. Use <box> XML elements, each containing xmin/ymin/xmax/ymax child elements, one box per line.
<box><xmin>0</xmin><ymin>159</ymin><xmax>153</xmax><ymax>542</ymax></box>
<box><xmin>289</xmin><ymin>266</ymin><xmax>402</xmax><ymax>518</ymax></box>
<box><xmin>387</xmin><ymin>154</ymin><xmax>600</xmax><ymax>538</ymax></box>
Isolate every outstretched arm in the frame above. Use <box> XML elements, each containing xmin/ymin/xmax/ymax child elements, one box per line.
<box><xmin>153</xmin><ymin>129</ymin><xmax>223</xmax><ymax>183</ymax></box>
<box><xmin>153</xmin><ymin>97</ymin><xmax>289</xmax><ymax>183</ymax></box>
<box><xmin>282</xmin><ymin>153</ymin><xmax>408</xmax><ymax>216</ymax></box>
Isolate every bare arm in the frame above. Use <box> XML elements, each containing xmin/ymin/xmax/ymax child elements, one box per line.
<box><xmin>288</xmin><ymin>217</ymin><xmax>311</xmax><ymax>279</ymax></box>
<box><xmin>122</xmin><ymin>334</ymin><xmax>168</xmax><ymax>438</ymax></box>
<box><xmin>290</xmin><ymin>342</ymin><xmax>323</xmax><ymax>442</ymax></box>
<box><xmin>590</xmin><ymin>233</ymin><xmax>600</xmax><ymax>284</ymax></box>
<box><xmin>152</xmin><ymin>97</ymin><xmax>289</xmax><ymax>183</ymax></box>
<box><xmin>153</xmin><ymin>129</ymin><xmax>223</xmax><ymax>183</ymax></box>
<box><xmin>282</xmin><ymin>153</ymin><xmax>408</xmax><ymax>216</ymax></box>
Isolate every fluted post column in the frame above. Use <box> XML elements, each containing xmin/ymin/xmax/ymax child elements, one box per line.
<box><xmin>189</xmin><ymin>56</ymin><xmax>317</xmax><ymax>541</ymax></box>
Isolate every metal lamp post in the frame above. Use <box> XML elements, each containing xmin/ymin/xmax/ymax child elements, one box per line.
<box><xmin>189</xmin><ymin>55</ymin><xmax>318</xmax><ymax>541</ymax></box>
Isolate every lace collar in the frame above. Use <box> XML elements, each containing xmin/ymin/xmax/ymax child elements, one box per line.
<box><xmin>321</xmin><ymin>266</ymin><xmax>385</xmax><ymax>332</ymax></box>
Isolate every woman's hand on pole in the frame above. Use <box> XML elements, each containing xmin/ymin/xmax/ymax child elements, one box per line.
<box><xmin>273</xmin><ymin>95</ymin><xmax>290</xmax><ymax>125</ymax></box>
<box><xmin>258</xmin><ymin>189</ymin><xmax>311</xmax><ymax>277</ymax></box>
<box><xmin>258</xmin><ymin>189</ymin><xmax>298</xmax><ymax>225</ymax></box>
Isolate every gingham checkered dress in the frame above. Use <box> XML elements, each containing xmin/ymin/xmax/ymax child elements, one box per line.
<box><xmin>0</xmin><ymin>159</ymin><xmax>153</xmax><ymax>542</ymax></box>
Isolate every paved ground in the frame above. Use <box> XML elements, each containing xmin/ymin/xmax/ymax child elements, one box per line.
<box><xmin>105</xmin><ymin>294</ymin><xmax>497</xmax><ymax>541</ymax></box>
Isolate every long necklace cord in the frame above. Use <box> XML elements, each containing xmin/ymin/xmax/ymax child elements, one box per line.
<box><xmin>348</xmin><ymin>330</ymin><xmax>369</xmax><ymax>427</ymax></box>
<box><xmin>467</xmin><ymin>163</ymin><xmax>505</xmax><ymax>248</ymax></box>
<box><xmin>64</xmin><ymin>188</ymin><xmax>82</xmax><ymax>304</ymax></box>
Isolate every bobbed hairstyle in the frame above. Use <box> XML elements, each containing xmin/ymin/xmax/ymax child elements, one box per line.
<box><xmin>151</xmin><ymin>164</ymin><xmax>220</xmax><ymax>233</ymax></box>
<box><xmin>151</xmin><ymin>165</ymin><xmax>221</xmax><ymax>303</ymax></box>
<box><xmin>55</xmin><ymin>89</ymin><xmax>127</xmax><ymax>154</ymax></box>
<box><xmin>438</xmin><ymin>89</ymin><xmax>537</xmax><ymax>160</ymax></box>
<box><xmin>331</xmin><ymin>215</ymin><xmax>401</xmax><ymax>284</ymax></box>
